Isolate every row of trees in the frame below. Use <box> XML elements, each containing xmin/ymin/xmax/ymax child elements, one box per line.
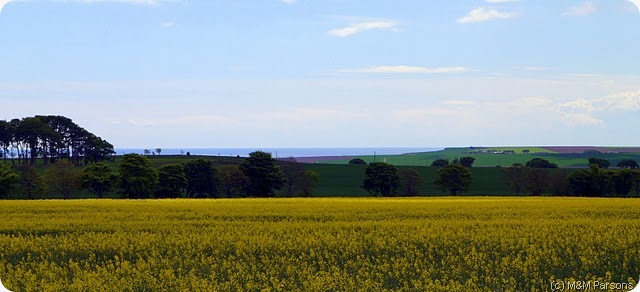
<box><xmin>0</xmin><ymin>115</ymin><xmax>115</xmax><ymax>166</ymax></box>
<box><xmin>361</xmin><ymin>157</ymin><xmax>640</xmax><ymax>197</ymax></box>
<box><xmin>361</xmin><ymin>162</ymin><xmax>472</xmax><ymax>196</ymax></box>
<box><xmin>0</xmin><ymin>151</ymin><xmax>320</xmax><ymax>199</ymax></box>
<box><xmin>503</xmin><ymin>158</ymin><xmax>640</xmax><ymax>197</ymax></box>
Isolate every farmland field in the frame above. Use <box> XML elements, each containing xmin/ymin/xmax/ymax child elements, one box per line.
<box><xmin>323</xmin><ymin>147</ymin><xmax>640</xmax><ymax>168</ymax></box>
<box><xmin>1</xmin><ymin>198</ymin><xmax>639</xmax><ymax>291</ymax></box>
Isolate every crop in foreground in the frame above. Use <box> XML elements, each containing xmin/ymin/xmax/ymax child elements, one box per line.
<box><xmin>0</xmin><ymin>198</ymin><xmax>638</xmax><ymax>291</ymax></box>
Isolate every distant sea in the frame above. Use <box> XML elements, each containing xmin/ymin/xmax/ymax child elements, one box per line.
<box><xmin>114</xmin><ymin>147</ymin><xmax>443</xmax><ymax>158</ymax></box>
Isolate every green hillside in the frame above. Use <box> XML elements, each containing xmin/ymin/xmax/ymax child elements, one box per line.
<box><xmin>323</xmin><ymin>147</ymin><xmax>640</xmax><ymax>168</ymax></box>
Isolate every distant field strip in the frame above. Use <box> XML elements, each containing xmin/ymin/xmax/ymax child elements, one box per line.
<box><xmin>0</xmin><ymin>198</ymin><xmax>639</xmax><ymax>291</ymax></box>
<box><xmin>324</xmin><ymin>147</ymin><xmax>640</xmax><ymax>167</ymax></box>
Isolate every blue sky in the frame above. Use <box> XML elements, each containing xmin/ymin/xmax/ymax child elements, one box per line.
<box><xmin>1</xmin><ymin>0</ymin><xmax>639</xmax><ymax>148</ymax></box>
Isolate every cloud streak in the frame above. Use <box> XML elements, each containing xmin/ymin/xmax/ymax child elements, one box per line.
<box><xmin>328</xmin><ymin>21</ymin><xmax>397</xmax><ymax>37</ymax></box>
<box><xmin>629</xmin><ymin>0</ymin><xmax>640</xmax><ymax>13</ymax></box>
<box><xmin>562</xmin><ymin>2</ymin><xmax>597</xmax><ymax>16</ymax></box>
<box><xmin>554</xmin><ymin>90</ymin><xmax>640</xmax><ymax>126</ymax></box>
<box><xmin>458</xmin><ymin>8</ymin><xmax>516</xmax><ymax>24</ymax></box>
<box><xmin>0</xmin><ymin>0</ymin><xmax>13</xmax><ymax>13</ymax></box>
<box><xmin>339</xmin><ymin>65</ymin><xmax>467</xmax><ymax>74</ymax></box>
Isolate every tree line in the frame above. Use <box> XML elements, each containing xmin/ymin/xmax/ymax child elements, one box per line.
<box><xmin>0</xmin><ymin>151</ymin><xmax>320</xmax><ymax>199</ymax></box>
<box><xmin>2</xmin><ymin>149</ymin><xmax>640</xmax><ymax>199</ymax></box>
<box><xmin>0</xmin><ymin>115</ymin><xmax>115</xmax><ymax>166</ymax></box>
<box><xmin>357</xmin><ymin>157</ymin><xmax>640</xmax><ymax>197</ymax></box>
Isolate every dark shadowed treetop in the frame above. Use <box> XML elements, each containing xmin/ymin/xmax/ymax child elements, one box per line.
<box><xmin>45</xmin><ymin>160</ymin><xmax>81</xmax><ymax>199</ymax></box>
<box><xmin>617</xmin><ymin>159</ymin><xmax>639</xmax><ymax>169</ymax></box>
<box><xmin>434</xmin><ymin>163</ymin><xmax>472</xmax><ymax>196</ymax></box>
<box><xmin>361</xmin><ymin>162</ymin><xmax>401</xmax><ymax>197</ymax></box>
<box><xmin>183</xmin><ymin>159</ymin><xmax>217</xmax><ymax>198</ymax></box>
<box><xmin>0</xmin><ymin>163</ymin><xmax>19</xmax><ymax>198</ymax></box>
<box><xmin>0</xmin><ymin>115</ymin><xmax>115</xmax><ymax>166</ymax></box>
<box><xmin>118</xmin><ymin>154</ymin><xmax>157</xmax><ymax>199</ymax></box>
<box><xmin>399</xmin><ymin>168</ymin><xmax>423</xmax><ymax>197</ymax></box>
<box><xmin>157</xmin><ymin>164</ymin><xmax>187</xmax><ymax>199</ymax></box>
<box><xmin>458</xmin><ymin>157</ymin><xmax>476</xmax><ymax>167</ymax></box>
<box><xmin>431</xmin><ymin>159</ymin><xmax>449</xmax><ymax>167</ymax></box>
<box><xmin>525</xmin><ymin>158</ymin><xmax>558</xmax><ymax>169</ymax></box>
<box><xmin>588</xmin><ymin>157</ymin><xmax>610</xmax><ymax>169</ymax></box>
<box><xmin>348</xmin><ymin>158</ymin><xmax>367</xmax><ymax>165</ymax></box>
<box><xmin>81</xmin><ymin>162</ymin><xmax>118</xmax><ymax>198</ymax></box>
<box><xmin>241</xmin><ymin>151</ymin><xmax>285</xmax><ymax>198</ymax></box>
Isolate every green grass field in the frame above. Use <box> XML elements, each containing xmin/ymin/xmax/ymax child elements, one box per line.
<box><xmin>1</xmin><ymin>198</ymin><xmax>638</xmax><ymax>291</ymax></box>
<box><xmin>306</xmin><ymin>164</ymin><xmax>515</xmax><ymax>196</ymax></box>
<box><xmin>324</xmin><ymin>147</ymin><xmax>640</xmax><ymax>168</ymax></box>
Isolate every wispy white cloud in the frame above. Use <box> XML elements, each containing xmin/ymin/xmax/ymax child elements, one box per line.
<box><xmin>339</xmin><ymin>65</ymin><xmax>467</xmax><ymax>74</ymax></box>
<box><xmin>328</xmin><ymin>21</ymin><xmax>397</xmax><ymax>37</ymax></box>
<box><xmin>0</xmin><ymin>0</ymin><xmax>14</xmax><ymax>13</ymax></box>
<box><xmin>553</xmin><ymin>90</ymin><xmax>640</xmax><ymax>126</ymax></box>
<box><xmin>629</xmin><ymin>0</ymin><xmax>640</xmax><ymax>13</ymax></box>
<box><xmin>120</xmin><ymin>115</ymin><xmax>235</xmax><ymax>128</ymax></box>
<box><xmin>162</xmin><ymin>20</ymin><xmax>174</xmax><ymax>28</ymax></box>
<box><xmin>598</xmin><ymin>90</ymin><xmax>640</xmax><ymax>111</ymax></box>
<box><xmin>280</xmin><ymin>0</ymin><xmax>296</xmax><ymax>4</ymax></box>
<box><xmin>563</xmin><ymin>2</ymin><xmax>597</xmax><ymax>16</ymax></box>
<box><xmin>570</xmin><ymin>73</ymin><xmax>601</xmax><ymax>77</ymax></box>
<box><xmin>441</xmin><ymin>100</ymin><xmax>478</xmax><ymax>106</ymax></box>
<box><xmin>521</xmin><ymin>66</ymin><xmax>552</xmax><ymax>71</ymax></box>
<box><xmin>393</xmin><ymin>89</ymin><xmax>640</xmax><ymax>130</ymax></box>
<box><xmin>458</xmin><ymin>7</ymin><xmax>516</xmax><ymax>24</ymax></box>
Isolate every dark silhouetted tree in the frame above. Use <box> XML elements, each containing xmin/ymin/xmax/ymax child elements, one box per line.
<box><xmin>298</xmin><ymin>170</ymin><xmax>320</xmax><ymax>197</ymax></box>
<box><xmin>280</xmin><ymin>160</ymin><xmax>306</xmax><ymax>197</ymax></box>
<box><xmin>17</xmin><ymin>165</ymin><xmax>46</xmax><ymax>199</ymax></box>
<box><xmin>0</xmin><ymin>121</ymin><xmax>13</xmax><ymax>163</ymax></box>
<box><xmin>278</xmin><ymin>159</ymin><xmax>320</xmax><ymax>197</ymax></box>
<box><xmin>362</xmin><ymin>162</ymin><xmax>400</xmax><ymax>197</ymax></box>
<box><xmin>218</xmin><ymin>164</ymin><xmax>248</xmax><ymax>198</ymax></box>
<box><xmin>156</xmin><ymin>164</ymin><xmax>187</xmax><ymax>198</ymax></box>
<box><xmin>568</xmin><ymin>165</ymin><xmax>609</xmax><ymax>197</ymax></box>
<box><xmin>588</xmin><ymin>157</ymin><xmax>610</xmax><ymax>169</ymax></box>
<box><xmin>119</xmin><ymin>154</ymin><xmax>157</xmax><ymax>199</ymax></box>
<box><xmin>502</xmin><ymin>163</ymin><xmax>527</xmax><ymax>195</ymax></box>
<box><xmin>548</xmin><ymin>169</ymin><xmax>571</xmax><ymax>196</ymax></box>
<box><xmin>611</xmin><ymin>169</ymin><xmax>633</xmax><ymax>196</ymax></box>
<box><xmin>0</xmin><ymin>116</ymin><xmax>114</xmax><ymax>166</ymax></box>
<box><xmin>434</xmin><ymin>163</ymin><xmax>472</xmax><ymax>196</ymax></box>
<box><xmin>0</xmin><ymin>163</ymin><xmax>19</xmax><ymax>198</ymax></box>
<box><xmin>184</xmin><ymin>159</ymin><xmax>218</xmax><ymax>198</ymax></box>
<box><xmin>348</xmin><ymin>158</ymin><xmax>367</xmax><ymax>165</ymax></box>
<box><xmin>524</xmin><ymin>168</ymin><xmax>549</xmax><ymax>196</ymax></box>
<box><xmin>45</xmin><ymin>160</ymin><xmax>80</xmax><ymax>199</ymax></box>
<box><xmin>458</xmin><ymin>157</ymin><xmax>476</xmax><ymax>167</ymax></box>
<box><xmin>525</xmin><ymin>158</ymin><xmax>558</xmax><ymax>168</ymax></box>
<box><xmin>617</xmin><ymin>159</ymin><xmax>639</xmax><ymax>169</ymax></box>
<box><xmin>82</xmin><ymin>162</ymin><xmax>117</xmax><ymax>198</ymax></box>
<box><xmin>241</xmin><ymin>151</ymin><xmax>285</xmax><ymax>197</ymax></box>
<box><xmin>633</xmin><ymin>171</ymin><xmax>640</xmax><ymax>197</ymax></box>
<box><xmin>399</xmin><ymin>168</ymin><xmax>424</xmax><ymax>196</ymax></box>
<box><xmin>431</xmin><ymin>159</ymin><xmax>449</xmax><ymax>167</ymax></box>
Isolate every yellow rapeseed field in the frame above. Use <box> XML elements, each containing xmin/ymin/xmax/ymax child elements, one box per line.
<box><xmin>0</xmin><ymin>198</ymin><xmax>638</xmax><ymax>291</ymax></box>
